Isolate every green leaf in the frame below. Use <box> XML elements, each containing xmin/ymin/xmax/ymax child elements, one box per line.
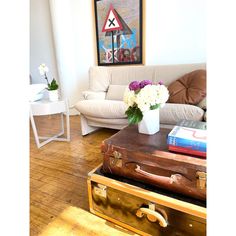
<box><xmin>47</xmin><ymin>78</ymin><xmax>59</xmax><ymax>90</ymax></box>
<box><xmin>125</xmin><ymin>106</ymin><xmax>143</xmax><ymax>124</ymax></box>
<box><xmin>150</xmin><ymin>104</ymin><xmax>160</xmax><ymax>110</ymax></box>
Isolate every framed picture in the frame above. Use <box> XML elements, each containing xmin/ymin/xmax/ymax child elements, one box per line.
<box><xmin>94</xmin><ymin>0</ymin><xmax>143</xmax><ymax>66</ymax></box>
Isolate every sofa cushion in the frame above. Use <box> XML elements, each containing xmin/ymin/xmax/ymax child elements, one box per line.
<box><xmin>89</xmin><ymin>66</ymin><xmax>111</xmax><ymax>92</ymax></box>
<box><xmin>75</xmin><ymin>100</ymin><xmax>127</xmax><ymax>119</ymax></box>
<box><xmin>75</xmin><ymin>100</ymin><xmax>204</xmax><ymax>125</ymax></box>
<box><xmin>160</xmin><ymin>103</ymin><xmax>204</xmax><ymax>125</ymax></box>
<box><xmin>108</xmin><ymin>64</ymin><xmax>206</xmax><ymax>86</ymax></box>
<box><xmin>167</xmin><ymin>70</ymin><xmax>206</xmax><ymax>105</ymax></box>
<box><xmin>82</xmin><ymin>91</ymin><xmax>106</xmax><ymax>100</ymax></box>
<box><xmin>86</xmin><ymin>116</ymin><xmax>128</xmax><ymax>126</ymax></box>
<box><xmin>106</xmin><ymin>85</ymin><xmax>128</xmax><ymax>101</ymax></box>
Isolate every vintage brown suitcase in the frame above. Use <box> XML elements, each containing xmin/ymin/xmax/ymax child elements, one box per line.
<box><xmin>101</xmin><ymin>125</ymin><xmax>206</xmax><ymax>201</ymax></box>
<box><xmin>88</xmin><ymin>164</ymin><xmax>206</xmax><ymax>236</ymax></box>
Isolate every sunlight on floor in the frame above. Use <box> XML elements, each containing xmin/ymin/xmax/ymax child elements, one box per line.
<box><xmin>39</xmin><ymin>206</ymin><xmax>137</xmax><ymax>236</ymax></box>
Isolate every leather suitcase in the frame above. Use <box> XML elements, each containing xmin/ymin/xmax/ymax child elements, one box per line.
<box><xmin>88</xmin><ymin>164</ymin><xmax>206</xmax><ymax>236</ymax></box>
<box><xmin>101</xmin><ymin>125</ymin><xmax>206</xmax><ymax>201</ymax></box>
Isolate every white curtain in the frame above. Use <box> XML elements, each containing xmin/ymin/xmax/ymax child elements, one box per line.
<box><xmin>49</xmin><ymin>0</ymin><xmax>95</xmax><ymax>114</ymax></box>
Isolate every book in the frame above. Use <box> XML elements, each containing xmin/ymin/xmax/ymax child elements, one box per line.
<box><xmin>168</xmin><ymin>145</ymin><xmax>206</xmax><ymax>158</ymax></box>
<box><xmin>167</xmin><ymin>126</ymin><xmax>207</xmax><ymax>157</ymax></box>
<box><xmin>177</xmin><ymin>120</ymin><xmax>207</xmax><ymax>130</ymax></box>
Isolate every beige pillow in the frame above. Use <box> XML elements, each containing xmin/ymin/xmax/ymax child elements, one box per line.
<box><xmin>89</xmin><ymin>66</ymin><xmax>110</xmax><ymax>92</ymax></box>
<box><xmin>106</xmin><ymin>85</ymin><xmax>128</xmax><ymax>101</ymax></box>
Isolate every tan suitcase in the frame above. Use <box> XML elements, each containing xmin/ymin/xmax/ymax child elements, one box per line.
<box><xmin>88</xmin><ymin>164</ymin><xmax>206</xmax><ymax>236</ymax></box>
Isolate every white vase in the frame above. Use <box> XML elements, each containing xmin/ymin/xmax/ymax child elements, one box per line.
<box><xmin>138</xmin><ymin>109</ymin><xmax>160</xmax><ymax>135</ymax></box>
<box><xmin>48</xmin><ymin>90</ymin><xmax>59</xmax><ymax>102</ymax></box>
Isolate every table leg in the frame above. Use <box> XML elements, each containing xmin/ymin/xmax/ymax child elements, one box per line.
<box><xmin>65</xmin><ymin>99</ymin><xmax>70</xmax><ymax>141</ymax></box>
<box><xmin>30</xmin><ymin>109</ymin><xmax>40</xmax><ymax>148</ymax></box>
<box><xmin>60</xmin><ymin>113</ymin><xmax>65</xmax><ymax>135</ymax></box>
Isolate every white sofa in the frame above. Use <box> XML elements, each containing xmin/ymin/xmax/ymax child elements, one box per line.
<box><xmin>75</xmin><ymin>64</ymin><xmax>206</xmax><ymax>135</ymax></box>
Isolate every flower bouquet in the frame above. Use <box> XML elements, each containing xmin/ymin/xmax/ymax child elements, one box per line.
<box><xmin>123</xmin><ymin>80</ymin><xmax>169</xmax><ymax>128</ymax></box>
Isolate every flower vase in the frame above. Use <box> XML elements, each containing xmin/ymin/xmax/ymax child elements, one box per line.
<box><xmin>48</xmin><ymin>90</ymin><xmax>59</xmax><ymax>102</ymax></box>
<box><xmin>138</xmin><ymin>109</ymin><xmax>160</xmax><ymax>135</ymax></box>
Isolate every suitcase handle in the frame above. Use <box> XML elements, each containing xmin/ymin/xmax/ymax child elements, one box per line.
<box><xmin>136</xmin><ymin>208</ymin><xmax>168</xmax><ymax>227</ymax></box>
<box><xmin>135</xmin><ymin>165</ymin><xmax>191</xmax><ymax>186</ymax></box>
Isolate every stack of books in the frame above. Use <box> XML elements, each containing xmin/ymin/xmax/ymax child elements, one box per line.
<box><xmin>167</xmin><ymin>120</ymin><xmax>207</xmax><ymax>158</ymax></box>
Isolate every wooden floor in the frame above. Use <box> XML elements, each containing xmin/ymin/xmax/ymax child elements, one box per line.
<box><xmin>30</xmin><ymin>114</ymin><xmax>117</xmax><ymax>235</ymax></box>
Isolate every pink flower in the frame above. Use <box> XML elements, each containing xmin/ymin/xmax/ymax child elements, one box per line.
<box><xmin>129</xmin><ymin>81</ymin><xmax>140</xmax><ymax>91</ymax></box>
<box><xmin>139</xmin><ymin>80</ymin><xmax>152</xmax><ymax>88</ymax></box>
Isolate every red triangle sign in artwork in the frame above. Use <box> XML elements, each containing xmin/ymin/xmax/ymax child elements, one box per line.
<box><xmin>102</xmin><ymin>4</ymin><xmax>123</xmax><ymax>32</ymax></box>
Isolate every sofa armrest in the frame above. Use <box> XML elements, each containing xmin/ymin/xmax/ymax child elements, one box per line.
<box><xmin>196</xmin><ymin>97</ymin><xmax>207</xmax><ymax>121</ymax></box>
<box><xmin>82</xmin><ymin>90</ymin><xmax>106</xmax><ymax>100</ymax></box>
<box><xmin>203</xmin><ymin>111</ymin><xmax>207</xmax><ymax>122</ymax></box>
<box><xmin>196</xmin><ymin>97</ymin><xmax>206</xmax><ymax>110</ymax></box>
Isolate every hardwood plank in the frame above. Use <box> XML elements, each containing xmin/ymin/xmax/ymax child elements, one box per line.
<box><xmin>30</xmin><ymin>115</ymin><xmax>117</xmax><ymax>235</ymax></box>
<box><xmin>31</xmin><ymin>190</ymin><xmax>55</xmax><ymax>205</ymax></box>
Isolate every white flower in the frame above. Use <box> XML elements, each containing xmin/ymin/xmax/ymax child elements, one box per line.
<box><xmin>38</xmin><ymin>63</ymin><xmax>49</xmax><ymax>75</ymax></box>
<box><xmin>135</xmin><ymin>85</ymin><xmax>155</xmax><ymax>112</ymax></box>
<box><xmin>123</xmin><ymin>88</ymin><xmax>136</xmax><ymax>107</ymax></box>
<box><xmin>156</xmin><ymin>84</ymin><xmax>169</xmax><ymax>104</ymax></box>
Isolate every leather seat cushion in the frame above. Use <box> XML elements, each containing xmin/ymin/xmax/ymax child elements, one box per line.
<box><xmin>167</xmin><ymin>70</ymin><xmax>206</xmax><ymax>105</ymax></box>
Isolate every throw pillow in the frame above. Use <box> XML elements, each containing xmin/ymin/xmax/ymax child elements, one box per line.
<box><xmin>167</xmin><ymin>70</ymin><xmax>206</xmax><ymax>105</ymax></box>
<box><xmin>106</xmin><ymin>85</ymin><xmax>128</xmax><ymax>101</ymax></box>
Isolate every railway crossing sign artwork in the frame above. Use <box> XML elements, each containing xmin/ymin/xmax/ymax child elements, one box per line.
<box><xmin>102</xmin><ymin>4</ymin><xmax>123</xmax><ymax>32</ymax></box>
<box><xmin>94</xmin><ymin>0</ymin><xmax>143</xmax><ymax>65</ymax></box>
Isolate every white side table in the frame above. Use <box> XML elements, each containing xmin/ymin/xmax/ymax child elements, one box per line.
<box><xmin>30</xmin><ymin>99</ymin><xmax>70</xmax><ymax>148</ymax></box>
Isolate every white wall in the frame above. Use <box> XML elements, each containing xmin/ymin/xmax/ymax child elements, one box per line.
<box><xmin>145</xmin><ymin>0</ymin><xmax>206</xmax><ymax>65</ymax></box>
<box><xmin>30</xmin><ymin>0</ymin><xmax>59</xmax><ymax>85</ymax></box>
<box><xmin>30</xmin><ymin>0</ymin><xmax>206</xmax><ymax>114</ymax></box>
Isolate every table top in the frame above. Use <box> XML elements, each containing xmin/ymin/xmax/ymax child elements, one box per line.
<box><xmin>104</xmin><ymin>125</ymin><xmax>170</xmax><ymax>152</ymax></box>
<box><xmin>30</xmin><ymin>99</ymin><xmax>68</xmax><ymax>116</ymax></box>
<box><xmin>30</xmin><ymin>99</ymin><xmax>65</xmax><ymax>104</ymax></box>
<box><xmin>102</xmin><ymin>125</ymin><xmax>206</xmax><ymax>165</ymax></box>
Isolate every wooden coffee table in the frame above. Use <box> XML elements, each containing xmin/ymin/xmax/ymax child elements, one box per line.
<box><xmin>110</xmin><ymin>125</ymin><xmax>171</xmax><ymax>152</ymax></box>
<box><xmin>103</xmin><ymin>125</ymin><xmax>202</xmax><ymax>158</ymax></box>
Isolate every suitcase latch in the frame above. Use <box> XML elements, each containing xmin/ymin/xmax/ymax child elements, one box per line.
<box><xmin>110</xmin><ymin>151</ymin><xmax>122</xmax><ymax>167</ymax></box>
<box><xmin>94</xmin><ymin>184</ymin><xmax>107</xmax><ymax>198</ymax></box>
<box><xmin>196</xmin><ymin>171</ymin><xmax>207</xmax><ymax>189</ymax></box>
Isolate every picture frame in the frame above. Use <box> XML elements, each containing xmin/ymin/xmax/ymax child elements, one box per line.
<box><xmin>94</xmin><ymin>0</ymin><xmax>143</xmax><ymax>66</ymax></box>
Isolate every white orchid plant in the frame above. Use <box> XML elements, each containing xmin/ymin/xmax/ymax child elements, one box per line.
<box><xmin>38</xmin><ymin>64</ymin><xmax>58</xmax><ymax>91</ymax></box>
<box><xmin>123</xmin><ymin>80</ymin><xmax>169</xmax><ymax>124</ymax></box>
